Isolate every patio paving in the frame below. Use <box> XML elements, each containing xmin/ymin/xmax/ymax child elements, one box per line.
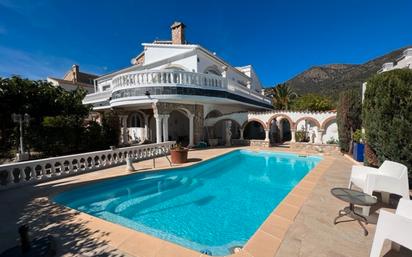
<box><xmin>0</xmin><ymin>146</ymin><xmax>410</xmax><ymax>257</ymax></box>
<box><xmin>275</xmin><ymin>155</ymin><xmax>412</xmax><ymax>257</ymax></box>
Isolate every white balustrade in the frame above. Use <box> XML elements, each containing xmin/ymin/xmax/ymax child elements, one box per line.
<box><xmin>109</xmin><ymin>70</ymin><xmax>272</xmax><ymax>104</ymax></box>
<box><xmin>112</xmin><ymin>70</ymin><xmax>226</xmax><ymax>91</ymax></box>
<box><xmin>0</xmin><ymin>141</ymin><xmax>175</xmax><ymax>190</ymax></box>
<box><xmin>83</xmin><ymin>90</ymin><xmax>112</xmax><ymax>104</ymax></box>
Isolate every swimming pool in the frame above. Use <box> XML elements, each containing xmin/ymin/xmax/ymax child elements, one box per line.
<box><xmin>54</xmin><ymin>150</ymin><xmax>321</xmax><ymax>255</ymax></box>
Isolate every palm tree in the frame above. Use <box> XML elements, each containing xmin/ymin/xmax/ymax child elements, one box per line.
<box><xmin>265</xmin><ymin>84</ymin><xmax>298</xmax><ymax>110</ymax></box>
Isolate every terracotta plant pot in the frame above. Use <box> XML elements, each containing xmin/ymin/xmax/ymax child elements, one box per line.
<box><xmin>170</xmin><ymin>148</ymin><xmax>188</xmax><ymax>164</ymax></box>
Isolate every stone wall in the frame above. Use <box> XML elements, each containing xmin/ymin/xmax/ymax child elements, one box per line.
<box><xmin>290</xmin><ymin>142</ymin><xmax>340</xmax><ymax>153</ymax></box>
<box><xmin>232</xmin><ymin>139</ymin><xmax>270</xmax><ymax>148</ymax></box>
<box><xmin>193</xmin><ymin>104</ymin><xmax>204</xmax><ymax>144</ymax></box>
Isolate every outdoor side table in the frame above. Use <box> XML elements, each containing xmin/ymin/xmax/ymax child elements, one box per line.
<box><xmin>331</xmin><ymin>187</ymin><xmax>377</xmax><ymax>236</ymax></box>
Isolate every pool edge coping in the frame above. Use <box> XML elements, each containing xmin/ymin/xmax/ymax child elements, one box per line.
<box><xmin>51</xmin><ymin>148</ymin><xmax>335</xmax><ymax>257</ymax></box>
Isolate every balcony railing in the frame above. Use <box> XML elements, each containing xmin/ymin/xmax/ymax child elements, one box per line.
<box><xmin>83</xmin><ymin>90</ymin><xmax>111</xmax><ymax>104</ymax></box>
<box><xmin>112</xmin><ymin>70</ymin><xmax>225</xmax><ymax>91</ymax></box>
<box><xmin>110</xmin><ymin>70</ymin><xmax>272</xmax><ymax>105</ymax></box>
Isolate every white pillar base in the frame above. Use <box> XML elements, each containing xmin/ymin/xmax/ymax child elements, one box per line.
<box><xmin>291</xmin><ymin>129</ymin><xmax>296</xmax><ymax>143</ymax></box>
<box><xmin>264</xmin><ymin>129</ymin><xmax>270</xmax><ymax>142</ymax></box>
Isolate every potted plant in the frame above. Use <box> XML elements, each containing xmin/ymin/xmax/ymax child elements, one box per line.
<box><xmin>170</xmin><ymin>143</ymin><xmax>188</xmax><ymax>164</ymax></box>
<box><xmin>352</xmin><ymin>129</ymin><xmax>365</xmax><ymax>162</ymax></box>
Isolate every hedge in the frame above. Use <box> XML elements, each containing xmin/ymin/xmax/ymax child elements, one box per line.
<box><xmin>363</xmin><ymin>69</ymin><xmax>412</xmax><ymax>175</ymax></box>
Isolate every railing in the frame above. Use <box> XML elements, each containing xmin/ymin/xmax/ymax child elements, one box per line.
<box><xmin>83</xmin><ymin>90</ymin><xmax>112</xmax><ymax>104</ymax></box>
<box><xmin>109</xmin><ymin>69</ymin><xmax>272</xmax><ymax>104</ymax></box>
<box><xmin>112</xmin><ymin>70</ymin><xmax>225</xmax><ymax>91</ymax></box>
<box><xmin>226</xmin><ymin>80</ymin><xmax>272</xmax><ymax>105</ymax></box>
<box><xmin>0</xmin><ymin>141</ymin><xmax>175</xmax><ymax>190</ymax></box>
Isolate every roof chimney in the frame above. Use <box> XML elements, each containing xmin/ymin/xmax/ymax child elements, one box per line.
<box><xmin>72</xmin><ymin>64</ymin><xmax>79</xmax><ymax>82</ymax></box>
<box><xmin>171</xmin><ymin>21</ymin><xmax>185</xmax><ymax>44</ymax></box>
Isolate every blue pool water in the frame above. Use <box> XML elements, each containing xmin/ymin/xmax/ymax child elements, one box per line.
<box><xmin>54</xmin><ymin>150</ymin><xmax>321</xmax><ymax>255</ymax></box>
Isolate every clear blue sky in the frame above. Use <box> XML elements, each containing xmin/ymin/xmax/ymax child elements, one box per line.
<box><xmin>0</xmin><ymin>0</ymin><xmax>411</xmax><ymax>86</ymax></box>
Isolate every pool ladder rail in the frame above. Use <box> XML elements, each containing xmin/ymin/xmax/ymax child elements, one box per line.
<box><xmin>152</xmin><ymin>147</ymin><xmax>173</xmax><ymax>168</ymax></box>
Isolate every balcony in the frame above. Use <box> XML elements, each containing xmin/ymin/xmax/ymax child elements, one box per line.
<box><xmin>110</xmin><ymin>70</ymin><xmax>272</xmax><ymax>106</ymax></box>
<box><xmin>83</xmin><ymin>90</ymin><xmax>111</xmax><ymax>105</ymax></box>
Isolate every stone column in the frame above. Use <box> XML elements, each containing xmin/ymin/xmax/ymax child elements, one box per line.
<box><xmin>225</xmin><ymin>120</ymin><xmax>232</xmax><ymax>146</ymax></box>
<box><xmin>119</xmin><ymin>115</ymin><xmax>128</xmax><ymax>145</ymax></box>
<box><xmin>118</xmin><ymin>116</ymin><xmax>124</xmax><ymax>144</ymax></box>
<box><xmin>315</xmin><ymin>129</ymin><xmax>324</xmax><ymax>144</ymax></box>
<box><xmin>162</xmin><ymin>114</ymin><xmax>169</xmax><ymax>142</ymax></box>
<box><xmin>291</xmin><ymin>129</ymin><xmax>296</xmax><ymax>143</ymax></box>
<box><xmin>144</xmin><ymin>115</ymin><xmax>149</xmax><ymax>141</ymax></box>
<box><xmin>188</xmin><ymin>114</ymin><xmax>194</xmax><ymax>147</ymax></box>
<box><xmin>276</xmin><ymin>119</ymin><xmax>283</xmax><ymax>142</ymax></box>
<box><xmin>264</xmin><ymin>129</ymin><xmax>270</xmax><ymax>142</ymax></box>
<box><xmin>154</xmin><ymin>114</ymin><xmax>163</xmax><ymax>143</ymax></box>
<box><xmin>239</xmin><ymin>128</ymin><xmax>244</xmax><ymax>140</ymax></box>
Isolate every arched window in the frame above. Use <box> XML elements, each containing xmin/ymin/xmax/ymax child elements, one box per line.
<box><xmin>165</xmin><ymin>66</ymin><xmax>186</xmax><ymax>71</ymax></box>
<box><xmin>204</xmin><ymin>66</ymin><xmax>222</xmax><ymax>76</ymax></box>
<box><xmin>129</xmin><ymin>113</ymin><xmax>141</xmax><ymax>127</ymax></box>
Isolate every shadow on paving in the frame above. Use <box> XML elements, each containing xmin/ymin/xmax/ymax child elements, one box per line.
<box><xmin>0</xmin><ymin>174</ymin><xmax>139</xmax><ymax>257</ymax></box>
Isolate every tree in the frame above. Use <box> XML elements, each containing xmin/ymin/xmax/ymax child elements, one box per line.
<box><xmin>0</xmin><ymin>76</ymin><xmax>116</xmax><ymax>159</ymax></box>
<box><xmin>336</xmin><ymin>89</ymin><xmax>362</xmax><ymax>153</ymax></box>
<box><xmin>363</xmin><ymin>69</ymin><xmax>412</xmax><ymax>175</ymax></box>
<box><xmin>291</xmin><ymin>93</ymin><xmax>334</xmax><ymax>111</ymax></box>
<box><xmin>101</xmin><ymin>111</ymin><xmax>120</xmax><ymax>147</ymax></box>
<box><xmin>265</xmin><ymin>84</ymin><xmax>297</xmax><ymax>110</ymax></box>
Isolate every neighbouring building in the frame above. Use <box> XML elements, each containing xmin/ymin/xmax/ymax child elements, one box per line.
<box><xmin>47</xmin><ymin>64</ymin><xmax>98</xmax><ymax>93</ymax></box>
<box><xmin>362</xmin><ymin>47</ymin><xmax>412</xmax><ymax>101</ymax></box>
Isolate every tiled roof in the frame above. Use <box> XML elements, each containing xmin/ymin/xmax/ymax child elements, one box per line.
<box><xmin>76</xmin><ymin>72</ymin><xmax>98</xmax><ymax>85</ymax></box>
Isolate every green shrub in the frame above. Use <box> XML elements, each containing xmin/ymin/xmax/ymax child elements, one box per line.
<box><xmin>363</xmin><ymin>69</ymin><xmax>412</xmax><ymax>175</ymax></box>
<box><xmin>352</xmin><ymin>129</ymin><xmax>364</xmax><ymax>143</ymax></box>
<box><xmin>336</xmin><ymin>89</ymin><xmax>362</xmax><ymax>153</ymax></box>
<box><xmin>326</xmin><ymin>137</ymin><xmax>339</xmax><ymax>144</ymax></box>
<box><xmin>295</xmin><ymin>130</ymin><xmax>309</xmax><ymax>142</ymax></box>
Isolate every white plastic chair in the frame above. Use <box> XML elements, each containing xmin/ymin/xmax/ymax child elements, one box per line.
<box><xmin>349</xmin><ymin>161</ymin><xmax>410</xmax><ymax>216</ymax></box>
<box><xmin>370</xmin><ymin>199</ymin><xmax>412</xmax><ymax>257</ymax></box>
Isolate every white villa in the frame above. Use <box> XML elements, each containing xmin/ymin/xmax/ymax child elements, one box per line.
<box><xmin>363</xmin><ymin>47</ymin><xmax>412</xmax><ymax>100</ymax></box>
<box><xmin>378</xmin><ymin>48</ymin><xmax>412</xmax><ymax>73</ymax></box>
<box><xmin>82</xmin><ymin>22</ymin><xmax>338</xmax><ymax>147</ymax></box>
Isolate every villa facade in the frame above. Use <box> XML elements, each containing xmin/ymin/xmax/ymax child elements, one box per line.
<box><xmin>82</xmin><ymin>22</ymin><xmax>338</xmax><ymax>147</ymax></box>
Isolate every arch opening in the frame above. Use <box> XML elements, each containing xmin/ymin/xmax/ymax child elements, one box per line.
<box><xmin>243</xmin><ymin>121</ymin><xmax>265</xmax><ymax>140</ymax></box>
<box><xmin>204</xmin><ymin>66</ymin><xmax>222</xmax><ymax>76</ymax></box>
<box><xmin>128</xmin><ymin>112</ymin><xmax>145</xmax><ymax>143</ymax></box>
<box><xmin>168</xmin><ymin>110</ymin><xmax>190</xmax><ymax>146</ymax></box>
<box><xmin>295</xmin><ymin>117</ymin><xmax>320</xmax><ymax>143</ymax></box>
<box><xmin>209</xmin><ymin>119</ymin><xmax>240</xmax><ymax>146</ymax></box>
<box><xmin>269</xmin><ymin>118</ymin><xmax>292</xmax><ymax>144</ymax></box>
<box><xmin>205</xmin><ymin>110</ymin><xmax>222</xmax><ymax>119</ymax></box>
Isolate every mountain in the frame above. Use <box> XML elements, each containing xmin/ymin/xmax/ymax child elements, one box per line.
<box><xmin>282</xmin><ymin>46</ymin><xmax>410</xmax><ymax>100</ymax></box>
